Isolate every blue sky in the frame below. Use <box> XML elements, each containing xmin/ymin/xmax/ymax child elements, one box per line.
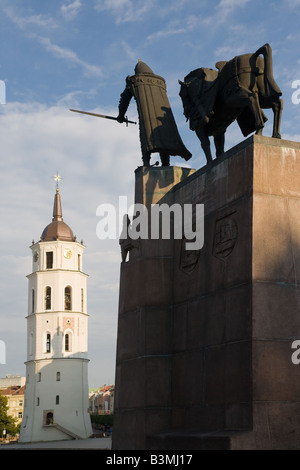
<box><xmin>0</xmin><ymin>0</ymin><xmax>299</xmax><ymax>387</ymax></box>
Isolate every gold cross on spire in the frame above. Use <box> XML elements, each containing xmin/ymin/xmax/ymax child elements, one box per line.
<box><xmin>53</xmin><ymin>172</ymin><xmax>62</xmax><ymax>191</ymax></box>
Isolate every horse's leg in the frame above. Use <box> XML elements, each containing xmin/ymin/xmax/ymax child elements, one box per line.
<box><xmin>142</xmin><ymin>150</ymin><xmax>150</xmax><ymax>166</ymax></box>
<box><xmin>160</xmin><ymin>152</ymin><xmax>170</xmax><ymax>166</ymax></box>
<box><xmin>195</xmin><ymin>127</ymin><xmax>213</xmax><ymax>163</ymax></box>
<box><xmin>214</xmin><ymin>133</ymin><xmax>225</xmax><ymax>158</ymax></box>
<box><xmin>271</xmin><ymin>97</ymin><xmax>283</xmax><ymax>139</ymax></box>
<box><xmin>229</xmin><ymin>86</ymin><xmax>265</xmax><ymax>134</ymax></box>
<box><xmin>249</xmin><ymin>90</ymin><xmax>265</xmax><ymax>134</ymax></box>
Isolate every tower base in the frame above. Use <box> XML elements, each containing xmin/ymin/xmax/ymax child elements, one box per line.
<box><xmin>19</xmin><ymin>358</ymin><xmax>92</xmax><ymax>443</ymax></box>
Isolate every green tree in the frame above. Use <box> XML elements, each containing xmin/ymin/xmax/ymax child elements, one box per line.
<box><xmin>0</xmin><ymin>394</ymin><xmax>19</xmax><ymax>437</ymax></box>
<box><xmin>90</xmin><ymin>413</ymin><xmax>113</xmax><ymax>427</ymax></box>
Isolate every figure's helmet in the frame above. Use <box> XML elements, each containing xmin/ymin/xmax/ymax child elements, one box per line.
<box><xmin>134</xmin><ymin>60</ymin><xmax>154</xmax><ymax>75</ymax></box>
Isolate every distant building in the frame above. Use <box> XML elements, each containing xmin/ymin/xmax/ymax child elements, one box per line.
<box><xmin>89</xmin><ymin>384</ymin><xmax>114</xmax><ymax>415</ymax></box>
<box><xmin>19</xmin><ymin>184</ymin><xmax>92</xmax><ymax>443</ymax></box>
<box><xmin>0</xmin><ymin>385</ymin><xmax>25</xmax><ymax>424</ymax></box>
<box><xmin>0</xmin><ymin>375</ymin><xmax>26</xmax><ymax>389</ymax></box>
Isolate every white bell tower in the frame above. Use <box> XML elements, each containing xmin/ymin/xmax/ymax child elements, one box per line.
<box><xmin>19</xmin><ymin>177</ymin><xmax>92</xmax><ymax>442</ymax></box>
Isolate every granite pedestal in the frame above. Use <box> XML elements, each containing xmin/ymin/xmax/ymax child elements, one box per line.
<box><xmin>113</xmin><ymin>135</ymin><xmax>300</xmax><ymax>450</ymax></box>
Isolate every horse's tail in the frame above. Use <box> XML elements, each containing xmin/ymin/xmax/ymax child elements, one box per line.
<box><xmin>255</xmin><ymin>43</ymin><xmax>282</xmax><ymax>98</ymax></box>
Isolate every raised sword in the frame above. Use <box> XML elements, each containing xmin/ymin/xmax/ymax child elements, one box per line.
<box><xmin>69</xmin><ymin>109</ymin><xmax>137</xmax><ymax>126</ymax></box>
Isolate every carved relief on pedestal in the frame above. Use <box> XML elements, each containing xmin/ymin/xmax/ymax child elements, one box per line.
<box><xmin>179</xmin><ymin>236</ymin><xmax>201</xmax><ymax>274</ymax></box>
<box><xmin>213</xmin><ymin>210</ymin><xmax>238</xmax><ymax>259</ymax></box>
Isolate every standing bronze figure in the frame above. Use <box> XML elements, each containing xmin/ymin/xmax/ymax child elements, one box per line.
<box><xmin>117</xmin><ymin>60</ymin><xmax>192</xmax><ymax>166</ymax></box>
<box><xmin>179</xmin><ymin>43</ymin><xmax>283</xmax><ymax>163</ymax></box>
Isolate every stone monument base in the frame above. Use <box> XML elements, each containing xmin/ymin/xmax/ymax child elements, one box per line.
<box><xmin>113</xmin><ymin>136</ymin><xmax>300</xmax><ymax>450</ymax></box>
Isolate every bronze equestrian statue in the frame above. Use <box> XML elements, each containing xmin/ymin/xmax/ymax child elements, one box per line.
<box><xmin>179</xmin><ymin>43</ymin><xmax>283</xmax><ymax>163</ymax></box>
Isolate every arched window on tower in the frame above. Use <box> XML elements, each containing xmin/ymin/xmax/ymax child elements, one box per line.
<box><xmin>46</xmin><ymin>333</ymin><xmax>51</xmax><ymax>353</ymax></box>
<box><xmin>64</xmin><ymin>332</ymin><xmax>72</xmax><ymax>352</ymax></box>
<box><xmin>45</xmin><ymin>412</ymin><xmax>53</xmax><ymax>425</ymax></box>
<box><xmin>32</xmin><ymin>289</ymin><xmax>35</xmax><ymax>313</ymax></box>
<box><xmin>29</xmin><ymin>332</ymin><xmax>34</xmax><ymax>356</ymax></box>
<box><xmin>64</xmin><ymin>286</ymin><xmax>72</xmax><ymax>310</ymax></box>
<box><xmin>46</xmin><ymin>251</ymin><xmax>53</xmax><ymax>269</ymax></box>
<box><xmin>45</xmin><ymin>286</ymin><xmax>51</xmax><ymax>310</ymax></box>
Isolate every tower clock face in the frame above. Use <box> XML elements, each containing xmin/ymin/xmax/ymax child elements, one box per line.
<box><xmin>64</xmin><ymin>249</ymin><xmax>72</xmax><ymax>259</ymax></box>
<box><xmin>33</xmin><ymin>252</ymin><xmax>39</xmax><ymax>262</ymax></box>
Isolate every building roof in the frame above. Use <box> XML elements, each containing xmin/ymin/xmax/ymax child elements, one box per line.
<box><xmin>1</xmin><ymin>385</ymin><xmax>25</xmax><ymax>396</ymax></box>
<box><xmin>40</xmin><ymin>189</ymin><xmax>76</xmax><ymax>242</ymax></box>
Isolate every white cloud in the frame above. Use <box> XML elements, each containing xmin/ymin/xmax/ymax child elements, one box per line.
<box><xmin>94</xmin><ymin>0</ymin><xmax>133</xmax><ymax>13</ymax></box>
<box><xmin>214</xmin><ymin>44</ymin><xmax>247</xmax><ymax>60</ymax></box>
<box><xmin>121</xmin><ymin>41</ymin><xmax>139</xmax><ymax>62</ymax></box>
<box><xmin>146</xmin><ymin>14</ymin><xmax>198</xmax><ymax>43</ymax></box>
<box><xmin>4</xmin><ymin>7</ymin><xmax>57</xmax><ymax>30</ymax></box>
<box><xmin>55</xmin><ymin>91</ymin><xmax>85</xmax><ymax>108</ymax></box>
<box><xmin>147</xmin><ymin>27</ymin><xmax>186</xmax><ymax>42</ymax></box>
<box><xmin>61</xmin><ymin>0</ymin><xmax>82</xmax><ymax>20</ymax></box>
<box><xmin>203</xmin><ymin>0</ymin><xmax>250</xmax><ymax>27</ymax></box>
<box><xmin>37</xmin><ymin>36</ymin><xmax>103</xmax><ymax>78</ymax></box>
<box><xmin>94</xmin><ymin>0</ymin><xmax>153</xmax><ymax>23</ymax></box>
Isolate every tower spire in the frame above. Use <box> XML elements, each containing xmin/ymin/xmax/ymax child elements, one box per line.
<box><xmin>40</xmin><ymin>173</ymin><xmax>75</xmax><ymax>242</ymax></box>
<box><xmin>53</xmin><ymin>173</ymin><xmax>63</xmax><ymax>222</ymax></box>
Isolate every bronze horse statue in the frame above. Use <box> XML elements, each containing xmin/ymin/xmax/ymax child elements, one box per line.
<box><xmin>179</xmin><ymin>43</ymin><xmax>283</xmax><ymax>163</ymax></box>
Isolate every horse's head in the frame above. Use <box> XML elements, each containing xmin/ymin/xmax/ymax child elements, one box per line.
<box><xmin>178</xmin><ymin>80</ymin><xmax>191</xmax><ymax>119</ymax></box>
<box><xmin>184</xmin><ymin>68</ymin><xmax>204</xmax><ymax>82</ymax></box>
